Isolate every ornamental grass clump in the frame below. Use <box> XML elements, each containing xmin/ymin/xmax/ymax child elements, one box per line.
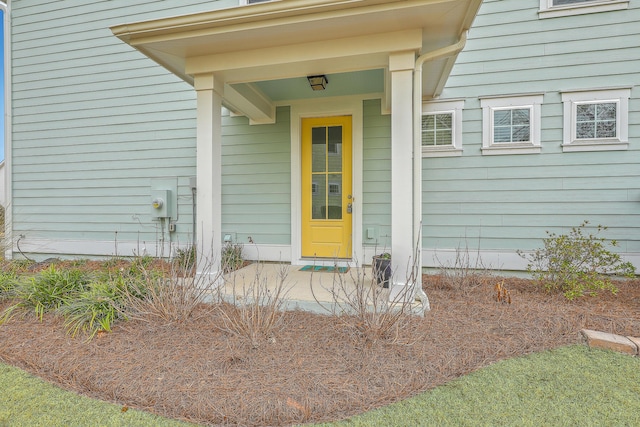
<box><xmin>1</xmin><ymin>264</ymin><xmax>91</xmax><ymax>323</ymax></box>
<box><xmin>58</xmin><ymin>277</ymin><xmax>131</xmax><ymax>339</ymax></box>
<box><xmin>0</xmin><ymin>260</ymin><xmax>152</xmax><ymax>340</ymax></box>
<box><xmin>0</xmin><ymin>272</ymin><xmax>18</xmax><ymax>301</ymax></box>
<box><xmin>519</xmin><ymin>221</ymin><xmax>636</xmax><ymax>300</ymax></box>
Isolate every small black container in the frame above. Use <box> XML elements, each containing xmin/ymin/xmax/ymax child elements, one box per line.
<box><xmin>372</xmin><ymin>255</ymin><xmax>391</xmax><ymax>288</ymax></box>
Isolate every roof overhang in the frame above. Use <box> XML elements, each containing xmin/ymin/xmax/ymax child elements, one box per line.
<box><xmin>111</xmin><ymin>0</ymin><xmax>481</xmax><ymax>122</ymax></box>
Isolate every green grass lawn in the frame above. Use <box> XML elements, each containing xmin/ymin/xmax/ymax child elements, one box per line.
<box><xmin>321</xmin><ymin>345</ymin><xmax>640</xmax><ymax>427</ymax></box>
<box><xmin>1</xmin><ymin>345</ymin><xmax>639</xmax><ymax>427</ymax></box>
<box><xmin>0</xmin><ymin>363</ymin><xmax>196</xmax><ymax>427</ymax></box>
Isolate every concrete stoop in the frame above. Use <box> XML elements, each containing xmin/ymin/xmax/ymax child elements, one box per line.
<box><xmin>581</xmin><ymin>329</ymin><xmax>640</xmax><ymax>356</ymax></box>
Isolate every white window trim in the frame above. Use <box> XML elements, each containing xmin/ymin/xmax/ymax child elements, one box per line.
<box><xmin>480</xmin><ymin>94</ymin><xmax>544</xmax><ymax>156</ymax></box>
<box><xmin>561</xmin><ymin>88</ymin><xmax>630</xmax><ymax>152</ymax></box>
<box><xmin>539</xmin><ymin>0</ymin><xmax>628</xmax><ymax>18</ymax></box>
<box><xmin>421</xmin><ymin>99</ymin><xmax>464</xmax><ymax>158</ymax></box>
<box><xmin>240</xmin><ymin>0</ymin><xmax>275</xmax><ymax>5</ymax></box>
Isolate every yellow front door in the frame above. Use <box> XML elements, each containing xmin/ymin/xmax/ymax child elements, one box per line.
<box><xmin>301</xmin><ymin>116</ymin><xmax>353</xmax><ymax>259</ymax></box>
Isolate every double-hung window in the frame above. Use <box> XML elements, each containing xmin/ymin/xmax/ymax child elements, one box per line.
<box><xmin>539</xmin><ymin>0</ymin><xmax>628</xmax><ymax>18</ymax></box>
<box><xmin>421</xmin><ymin>99</ymin><xmax>464</xmax><ymax>157</ymax></box>
<box><xmin>480</xmin><ymin>94</ymin><xmax>543</xmax><ymax>155</ymax></box>
<box><xmin>561</xmin><ymin>88</ymin><xmax>630</xmax><ymax>152</ymax></box>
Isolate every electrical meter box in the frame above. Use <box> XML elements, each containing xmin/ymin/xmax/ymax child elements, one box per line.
<box><xmin>150</xmin><ymin>189</ymin><xmax>171</xmax><ymax>219</ymax></box>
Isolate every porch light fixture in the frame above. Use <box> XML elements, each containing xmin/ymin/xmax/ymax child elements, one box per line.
<box><xmin>307</xmin><ymin>75</ymin><xmax>328</xmax><ymax>91</ymax></box>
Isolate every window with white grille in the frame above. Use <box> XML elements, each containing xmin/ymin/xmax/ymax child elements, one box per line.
<box><xmin>480</xmin><ymin>94</ymin><xmax>543</xmax><ymax>155</ymax></box>
<box><xmin>561</xmin><ymin>88</ymin><xmax>630</xmax><ymax>152</ymax></box>
<box><xmin>421</xmin><ymin>99</ymin><xmax>464</xmax><ymax>158</ymax></box>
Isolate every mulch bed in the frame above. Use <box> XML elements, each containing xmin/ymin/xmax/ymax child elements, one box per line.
<box><xmin>1</xmin><ymin>274</ymin><xmax>639</xmax><ymax>426</ymax></box>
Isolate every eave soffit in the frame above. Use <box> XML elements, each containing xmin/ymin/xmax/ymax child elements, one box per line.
<box><xmin>111</xmin><ymin>0</ymin><xmax>481</xmax><ymax>120</ymax></box>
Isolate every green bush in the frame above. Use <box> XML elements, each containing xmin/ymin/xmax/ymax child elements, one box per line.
<box><xmin>127</xmin><ymin>255</ymin><xmax>156</xmax><ymax>276</ymax></box>
<box><xmin>520</xmin><ymin>221</ymin><xmax>636</xmax><ymax>300</ymax></box>
<box><xmin>172</xmin><ymin>245</ymin><xmax>196</xmax><ymax>272</ymax></box>
<box><xmin>221</xmin><ymin>242</ymin><xmax>244</xmax><ymax>273</ymax></box>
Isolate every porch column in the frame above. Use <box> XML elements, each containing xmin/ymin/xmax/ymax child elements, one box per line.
<box><xmin>194</xmin><ymin>74</ymin><xmax>224</xmax><ymax>282</ymax></box>
<box><xmin>389</xmin><ymin>51</ymin><xmax>416</xmax><ymax>295</ymax></box>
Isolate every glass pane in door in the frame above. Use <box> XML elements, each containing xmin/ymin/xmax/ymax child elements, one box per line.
<box><xmin>311</xmin><ymin>127</ymin><xmax>326</xmax><ymax>173</ymax></box>
<box><xmin>310</xmin><ymin>125</ymin><xmax>343</xmax><ymax>220</ymax></box>
<box><xmin>311</xmin><ymin>178</ymin><xmax>326</xmax><ymax>220</ymax></box>
<box><xmin>327</xmin><ymin>173</ymin><xmax>342</xmax><ymax>219</ymax></box>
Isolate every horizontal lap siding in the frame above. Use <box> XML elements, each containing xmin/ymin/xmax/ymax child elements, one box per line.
<box><xmin>221</xmin><ymin>107</ymin><xmax>292</xmax><ymax>246</ymax></box>
<box><xmin>11</xmin><ymin>1</ymin><xmax>234</xmax><ymax>249</ymax></box>
<box><xmin>424</xmin><ymin>0</ymin><xmax>640</xmax><ymax>256</ymax></box>
<box><xmin>362</xmin><ymin>99</ymin><xmax>391</xmax><ymax>249</ymax></box>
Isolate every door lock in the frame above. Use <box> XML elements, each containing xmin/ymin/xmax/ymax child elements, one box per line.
<box><xmin>347</xmin><ymin>202</ymin><xmax>353</xmax><ymax>214</ymax></box>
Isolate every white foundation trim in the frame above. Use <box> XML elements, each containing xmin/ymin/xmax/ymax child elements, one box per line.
<box><xmin>423</xmin><ymin>248</ymin><xmax>640</xmax><ymax>273</ymax></box>
<box><xmin>242</xmin><ymin>244</ymin><xmax>292</xmax><ymax>263</ymax></box>
<box><xmin>11</xmin><ymin>238</ymin><xmax>188</xmax><ymax>260</ymax></box>
<box><xmin>14</xmin><ymin>238</ymin><xmax>640</xmax><ymax>273</ymax></box>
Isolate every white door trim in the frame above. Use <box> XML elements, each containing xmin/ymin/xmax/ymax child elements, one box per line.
<box><xmin>290</xmin><ymin>95</ymin><xmax>364</xmax><ymax>266</ymax></box>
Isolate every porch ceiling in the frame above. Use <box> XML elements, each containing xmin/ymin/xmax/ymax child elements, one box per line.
<box><xmin>251</xmin><ymin>69</ymin><xmax>385</xmax><ymax>102</ymax></box>
<box><xmin>111</xmin><ymin>0</ymin><xmax>481</xmax><ymax>121</ymax></box>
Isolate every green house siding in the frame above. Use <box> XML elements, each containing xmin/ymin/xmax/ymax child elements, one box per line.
<box><xmin>444</xmin><ymin>1</ymin><xmax>640</xmax><ymax>96</ymax></box>
<box><xmin>221</xmin><ymin>107</ymin><xmax>292</xmax><ymax>245</ymax></box>
<box><xmin>10</xmin><ymin>1</ymin><xmax>237</xmax><ymax>251</ymax></box>
<box><xmin>9</xmin><ymin>0</ymin><xmax>640</xmax><ymax>268</ymax></box>
<box><xmin>362</xmin><ymin>99</ymin><xmax>391</xmax><ymax>250</ymax></box>
<box><xmin>423</xmin><ymin>0</ymin><xmax>640</xmax><ymax>261</ymax></box>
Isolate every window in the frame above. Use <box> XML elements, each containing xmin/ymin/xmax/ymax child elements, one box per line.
<box><xmin>493</xmin><ymin>109</ymin><xmax>531</xmax><ymax>143</ymax></box>
<box><xmin>561</xmin><ymin>88</ymin><xmax>630</xmax><ymax>152</ymax></box>
<box><xmin>539</xmin><ymin>0</ymin><xmax>628</xmax><ymax>18</ymax></box>
<box><xmin>576</xmin><ymin>103</ymin><xmax>616</xmax><ymax>139</ymax></box>
<box><xmin>422</xmin><ymin>114</ymin><xmax>452</xmax><ymax>146</ymax></box>
<box><xmin>328</xmin><ymin>182</ymin><xmax>341</xmax><ymax>196</ymax></box>
<box><xmin>480</xmin><ymin>94</ymin><xmax>543</xmax><ymax>155</ymax></box>
<box><xmin>421</xmin><ymin>99</ymin><xmax>464</xmax><ymax>157</ymax></box>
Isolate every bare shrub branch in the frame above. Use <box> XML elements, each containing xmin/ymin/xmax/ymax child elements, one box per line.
<box><xmin>310</xmin><ymin>248</ymin><xmax>425</xmax><ymax>345</ymax></box>
<box><xmin>433</xmin><ymin>239</ymin><xmax>495</xmax><ymax>294</ymax></box>
<box><xmin>215</xmin><ymin>263</ymin><xmax>290</xmax><ymax>348</ymax></box>
<box><xmin>119</xmin><ymin>246</ymin><xmax>222</xmax><ymax>324</ymax></box>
